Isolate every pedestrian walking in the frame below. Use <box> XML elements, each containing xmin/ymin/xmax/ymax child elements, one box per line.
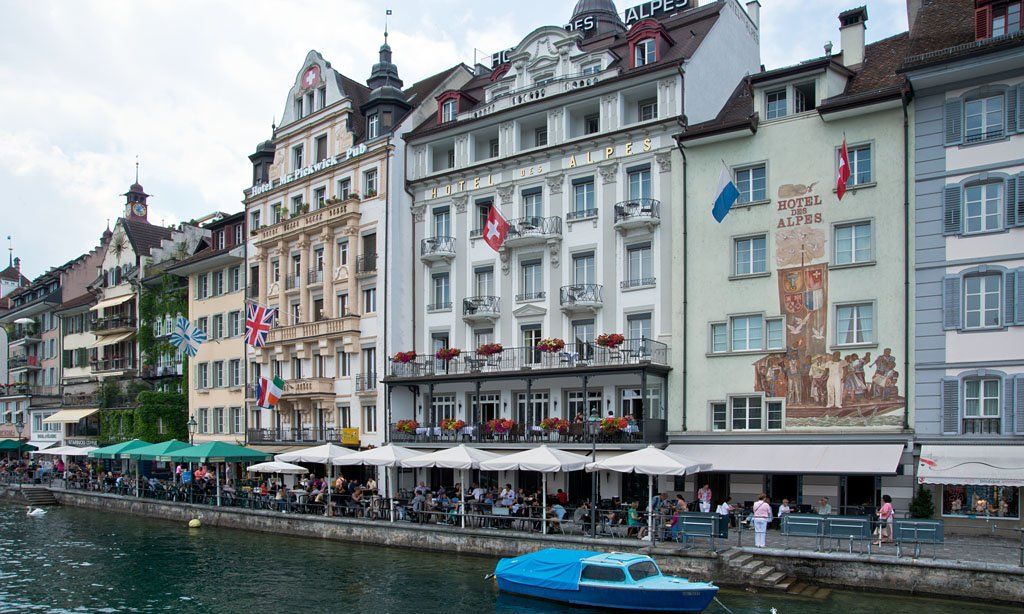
<box><xmin>875</xmin><ymin>494</ymin><xmax>894</xmax><ymax>546</ymax></box>
<box><xmin>752</xmin><ymin>493</ymin><xmax>772</xmax><ymax>548</ymax></box>
<box><xmin>697</xmin><ymin>484</ymin><xmax>712</xmax><ymax>513</ymax></box>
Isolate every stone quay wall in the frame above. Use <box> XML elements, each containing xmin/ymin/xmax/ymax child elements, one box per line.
<box><xmin>31</xmin><ymin>489</ymin><xmax>1024</xmax><ymax>605</ymax></box>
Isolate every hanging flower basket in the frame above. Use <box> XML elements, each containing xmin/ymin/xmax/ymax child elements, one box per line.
<box><xmin>535</xmin><ymin>338</ymin><xmax>565</xmax><ymax>353</ymax></box>
<box><xmin>476</xmin><ymin>342</ymin><xmax>504</xmax><ymax>356</ymax></box>
<box><xmin>440</xmin><ymin>418</ymin><xmax>467</xmax><ymax>432</ymax></box>
<box><xmin>539</xmin><ymin>417</ymin><xmax>569</xmax><ymax>434</ymax></box>
<box><xmin>483</xmin><ymin>418</ymin><xmax>515</xmax><ymax>435</ymax></box>
<box><xmin>396</xmin><ymin>419</ymin><xmax>419</xmax><ymax>434</ymax></box>
<box><xmin>392</xmin><ymin>351</ymin><xmax>417</xmax><ymax>363</ymax></box>
<box><xmin>435</xmin><ymin>347</ymin><xmax>461</xmax><ymax>361</ymax></box>
<box><xmin>600</xmin><ymin>417</ymin><xmax>629</xmax><ymax>433</ymax></box>
<box><xmin>595</xmin><ymin>333</ymin><xmax>625</xmax><ymax>348</ymax></box>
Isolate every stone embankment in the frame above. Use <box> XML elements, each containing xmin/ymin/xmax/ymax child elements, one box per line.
<box><xmin>8</xmin><ymin>487</ymin><xmax>1022</xmax><ymax>605</ymax></box>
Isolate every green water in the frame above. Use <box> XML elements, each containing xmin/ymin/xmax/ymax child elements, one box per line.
<box><xmin>0</xmin><ymin>504</ymin><xmax>1017</xmax><ymax>613</ymax></box>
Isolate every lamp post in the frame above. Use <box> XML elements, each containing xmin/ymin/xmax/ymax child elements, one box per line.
<box><xmin>187</xmin><ymin>417</ymin><xmax>198</xmax><ymax>445</ymax></box>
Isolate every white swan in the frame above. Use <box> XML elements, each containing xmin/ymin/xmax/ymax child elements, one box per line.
<box><xmin>26</xmin><ymin>506</ymin><xmax>47</xmax><ymax>517</ymax></box>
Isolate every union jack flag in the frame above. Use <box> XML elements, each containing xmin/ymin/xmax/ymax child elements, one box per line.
<box><xmin>245</xmin><ymin>303</ymin><xmax>275</xmax><ymax>348</ymax></box>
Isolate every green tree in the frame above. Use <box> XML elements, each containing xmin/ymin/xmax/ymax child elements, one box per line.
<box><xmin>908</xmin><ymin>485</ymin><xmax>936</xmax><ymax>518</ymax></box>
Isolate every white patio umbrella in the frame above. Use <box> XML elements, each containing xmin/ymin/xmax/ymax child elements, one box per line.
<box><xmin>586</xmin><ymin>445</ymin><xmax>711</xmax><ymax>541</ymax></box>
<box><xmin>402</xmin><ymin>445</ymin><xmax>502</xmax><ymax>528</ymax></box>
<box><xmin>246</xmin><ymin>460</ymin><xmax>308</xmax><ymax>474</ymax></box>
<box><xmin>275</xmin><ymin>443</ymin><xmax>356</xmax><ymax>516</ymax></box>
<box><xmin>479</xmin><ymin>445</ymin><xmax>591</xmax><ymax>534</ymax></box>
<box><xmin>332</xmin><ymin>444</ymin><xmax>420</xmax><ymax>519</ymax></box>
<box><xmin>31</xmin><ymin>445</ymin><xmax>97</xmax><ymax>456</ymax></box>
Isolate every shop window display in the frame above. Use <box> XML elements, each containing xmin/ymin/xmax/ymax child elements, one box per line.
<box><xmin>941</xmin><ymin>485</ymin><xmax>1019</xmax><ymax>519</ymax></box>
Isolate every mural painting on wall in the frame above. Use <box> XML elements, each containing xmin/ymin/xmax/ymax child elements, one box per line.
<box><xmin>753</xmin><ymin>181</ymin><xmax>904</xmax><ymax>428</ymax></box>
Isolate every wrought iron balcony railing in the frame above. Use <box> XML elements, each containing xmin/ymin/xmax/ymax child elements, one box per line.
<box><xmin>462</xmin><ymin>295</ymin><xmax>500</xmax><ymax>318</ymax></box>
<box><xmin>560</xmin><ymin>284</ymin><xmax>603</xmax><ymax>306</ymax></box>
<box><xmin>420</xmin><ymin>237</ymin><xmax>456</xmax><ymax>260</ymax></box>
<box><xmin>356</xmin><ymin>254</ymin><xmax>377</xmax><ymax>275</ymax></box>
<box><xmin>613</xmin><ymin>198</ymin><xmax>660</xmax><ymax>227</ymax></box>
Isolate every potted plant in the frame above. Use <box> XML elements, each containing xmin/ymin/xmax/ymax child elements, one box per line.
<box><xmin>539</xmin><ymin>417</ymin><xmax>569</xmax><ymax>434</ymax></box>
<box><xmin>595</xmin><ymin>333</ymin><xmax>625</xmax><ymax>348</ymax></box>
<box><xmin>483</xmin><ymin>418</ymin><xmax>515</xmax><ymax>436</ymax></box>
<box><xmin>476</xmin><ymin>342</ymin><xmax>503</xmax><ymax>356</ymax></box>
<box><xmin>535</xmin><ymin>338</ymin><xmax>565</xmax><ymax>353</ymax></box>
<box><xmin>600</xmin><ymin>416</ymin><xmax>629</xmax><ymax>434</ymax></box>
<box><xmin>435</xmin><ymin>347</ymin><xmax>461</xmax><ymax>361</ymax></box>
<box><xmin>395</xmin><ymin>419</ymin><xmax>419</xmax><ymax>434</ymax></box>
<box><xmin>440</xmin><ymin>418</ymin><xmax>467</xmax><ymax>432</ymax></box>
<box><xmin>392</xmin><ymin>351</ymin><xmax>417</xmax><ymax>363</ymax></box>
<box><xmin>365</xmin><ymin>189</ymin><xmax>378</xmax><ymax>198</ymax></box>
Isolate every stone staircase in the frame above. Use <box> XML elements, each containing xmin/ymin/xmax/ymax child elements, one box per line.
<box><xmin>21</xmin><ymin>486</ymin><xmax>58</xmax><ymax>506</ymax></box>
<box><xmin>720</xmin><ymin>548</ymin><xmax>830</xmax><ymax>599</ymax></box>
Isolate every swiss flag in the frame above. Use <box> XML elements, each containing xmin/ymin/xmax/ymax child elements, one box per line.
<box><xmin>836</xmin><ymin>136</ymin><xmax>851</xmax><ymax>201</ymax></box>
<box><xmin>483</xmin><ymin>204</ymin><xmax>509</xmax><ymax>252</ymax></box>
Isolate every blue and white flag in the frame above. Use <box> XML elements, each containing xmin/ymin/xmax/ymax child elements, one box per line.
<box><xmin>169</xmin><ymin>316</ymin><xmax>206</xmax><ymax>357</ymax></box>
<box><xmin>711</xmin><ymin>163</ymin><xmax>740</xmax><ymax>223</ymax></box>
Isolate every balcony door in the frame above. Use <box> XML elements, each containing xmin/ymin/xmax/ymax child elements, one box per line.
<box><xmin>572</xmin><ymin>319</ymin><xmax>595</xmax><ymax>361</ymax></box>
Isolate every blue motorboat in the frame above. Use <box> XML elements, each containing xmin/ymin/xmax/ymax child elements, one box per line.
<box><xmin>494</xmin><ymin>548</ymin><xmax>718</xmax><ymax>612</ymax></box>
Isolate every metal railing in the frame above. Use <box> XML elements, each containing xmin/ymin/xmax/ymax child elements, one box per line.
<box><xmin>962</xmin><ymin>418</ymin><xmax>1000</xmax><ymax>435</ymax></box>
<box><xmin>246</xmin><ymin>427</ymin><xmax>349</xmax><ymax>444</ymax></box>
<box><xmin>355</xmin><ymin>373</ymin><xmax>378</xmax><ymax>392</ymax></box>
<box><xmin>246</xmin><ymin>284</ymin><xmax>259</xmax><ymax>298</ymax></box>
<box><xmin>614</xmin><ymin>198</ymin><xmax>660</xmax><ymax>223</ymax></box>
<box><xmin>566</xmin><ymin>208</ymin><xmax>598</xmax><ymax>221</ymax></box>
<box><xmin>93</xmin><ymin>315</ymin><xmax>137</xmax><ymax>332</ymax></box>
<box><xmin>506</xmin><ymin>216</ymin><xmax>562</xmax><ymax>241</ymax></box>
<box><xmin>389</xmin><ymin>420</ymin><xmax>646</xmax><ymax>444</ymax></box>
<box><xmin>285</xmin><ymin>274</ymin><xmax>299</xmax><ymax>290</ymax></box>
<box><xmin>9</xmin><ymin>356</ymin><xmax>41</xmax><ymax>369</ymax></box>
<box><xmin>516</xmin><ymin>291</ymin><xmax>546</xmax><ymax>301</ymax></box>
<box><xmin>388</xmin><ymin>337</ymin><xmax>668</xmax><ymax>378</ymax></box>
<box><xmin>620</xmin><ymin>277</ymin><xmax>655</xmax><ymax>289</ymax></box>
<box><xmin>420</xmin><ymin>237</ymin><xmax>456</xmax><ymax>257</ymax></box>
<box><xmin>462</xmin><ymin>295</ymin><xmax>500</xmax><ymax>317</ymax></box>
<box><xmin>91</xmin><ymin>357</ymin><xmax>136</xmax><ymax>372</ymax></box>
<box><xmin>307</xmin><ymin>268</ymin><xmax>324</xmax><ymax>284</ymax></box>
<box><xmin>560</xmin><ymin>284</ymin><xmax>603</xmax><ymax>306</ymax></box>
<box><xmin>356</xmin><ymin>254</ymin><xmax>377</xmax><ymax>275</ymax></box>
<box><xmin>9</xmin><ymin>326</ymin><xmax>40</xmax><ymax>341</ymax></box>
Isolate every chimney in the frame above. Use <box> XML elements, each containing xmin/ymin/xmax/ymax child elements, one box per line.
<box><xmin>745</xmin><ymin>1</ymin><xmax>760</xmax><ymax>29</ymax></box>
<box><xmin>839</xmin><ymin>6</ymin><xmax>867</xmax><ymax>67</ymax></box>
<box><xmin>906</xmin><ymin>0</ymin><xmax>922</xmax><ymax>35</ymax></box>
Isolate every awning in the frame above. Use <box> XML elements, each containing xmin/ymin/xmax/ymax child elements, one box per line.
<box><xmin>666</xmin><ymin>443</ymin><xmax>905</xmax><ymax>475</ymax></box>
<box><xmin>27</xmin><ymin>440</ymin><xmax>55</xmax><ymax>451</ymax></box>
<box><xmin>90</xmin><ymin>294</ymin><xmax>134</xmax><ymax>312</ymax></box>
<box><xmin>918</xmin><ymin>445</ymin><xmax>1024</xmax><ymax>487</ymax></box>
<box><xmin>43</xmin><ymin>408</ymin><xmax>100</xmax><ymax>424</ymax></box>
<box><xmin>90</xmin><ymin>331</ymin><xmax>134</xmax><ymax>348</ymax></box>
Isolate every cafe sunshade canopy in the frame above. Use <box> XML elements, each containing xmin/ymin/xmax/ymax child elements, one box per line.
<box><xmin>120</xmin><ymin>439</ymin><xmax>191</xmax><ymax>461</ymax></box>
<box><xmin>667</xmin><ymin>443</ymin><xmax>903</xmax><ymax>474</ymax></box>
<box><xmin>331</xmin><ymin>444</ymin><xmax>420</xmax><ymax>467</ymax></box>
<box><xmin>165</xmin><ymin>441</ymin><xmax>270</xmax><ymax>463</ymax></box>
<box><xmin>88</xmin><ymin>439</ymin><xmax>152</xmax><ymax>459</ymax></box>
<box><xmin>0</xmin><ymin>439</ymin><xmax>37</xmax><ymax>452</ymax></box>
<box><xmin>32</xmin><ymin>445</ymin><xmax>97</xmax><ymax>456</ymax></box>
<box><xmin>90</xmin><ymin>294</ymin><xmax>133</xmax><ymax>312</ymax></box>
<box><xmin>587</xmin><ymin>445</ymin><xmax>710</xmax><ymax>476</ymax></box>
<box><xmin>402</xmin><ymin>444</ymin><xmax>501</xmax><ymax>469</ymax></box>
<box><xmin>90</xmin><ymin>331</ymin><xmax>135</xmax><ymax>348</ymax></box>
<box><xmin>479</xmin><ymin>445</ymin><xmax>592</xmax><ymax>473</ymax></box>
<box><xmin>247</xmin><ymin>460</ymin><xmax>308</xmax><ymax>474</ymax></box>
<box><xmin>43</xmin><ymin>408</ymin><xmax>99</xmax><ymax>424</ymax></box>
<box><xmin>918</xmin><ymin>445</ymin><xmax>1024</xmax><ymax>487</ymax></box>
<box><xmin>274</xmin><ymin>443</ymin><xmax>355</xmax><ymax>465</ymax></box>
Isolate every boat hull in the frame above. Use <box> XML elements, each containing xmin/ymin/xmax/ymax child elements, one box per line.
<box><xmin>496</xmin><ymin>577</ymin><xmax>718</xmax><ymax>612</ymax></box>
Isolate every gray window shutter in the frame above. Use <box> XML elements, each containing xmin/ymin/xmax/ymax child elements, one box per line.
<box><xmin>1017</xmin><ymin>172</ymin><xmax>1024</xmax><ymax>227</ymax></box>
<box><xmin>942</xmin><ymin>275</ymin><xmax>961</xmax><ymax>330</ymax></box>
<box><xmin>1017</xmin><ymin>269</ymin><xmax>1024</xmax><ymax>325</ymax></box>
<box><xmin>1018</xmin><ymin>85</ymin><xmax>1024</xmax><ymax>134</ymax></box>
<box><xmin>942</xmin><ymin>185</ymin><xmax>962</xmax><ymax>235</ymax></box>
<box><xmin>1005</xmin><ymin>377</ymin><xmax>1016</xmax><ymax>436</ymax></box>
<box><xmin>943</xmin><ymin>98</ymin><xmax>963</xmax><ymax>145</ymax></box>
<box><xmin>1016</xmin><ymin>375</ymin><xmax>1024</xmax><ymax>435</ymax></box>
<box><xmin>1005</xmin><ymin>271</ymin><xmax>1017</xmax><ymax>327</ymax></box>
<box><xmin>1007</xmin><ymin>88</ymin><xmax>1019</xmax><ymax>134</ymax></box>
<box><xmin>1007</xmin><ymin>177</ymin><xmax>1018</xmax><ymax>227</ymax></box>
<box><xmin>941</xmin><ymin>377</ymin><xmax>960</xmax><ymax>435</ymax></box>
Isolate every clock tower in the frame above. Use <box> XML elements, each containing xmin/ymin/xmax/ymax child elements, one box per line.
<box><xmin>123</xmin><ymin>164</ymin><xmax>149</xmax><ymax>222</ymax></box>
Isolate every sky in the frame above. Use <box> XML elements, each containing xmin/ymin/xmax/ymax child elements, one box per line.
<box><xmin>0</xmin><ymin>0</ymin><xmax>908</xmax><ymax>279</ymax></box>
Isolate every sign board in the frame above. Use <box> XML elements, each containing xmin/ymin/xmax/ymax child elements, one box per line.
<box><xmin>624</xmin><ymin>0</ymin><xmax>689</xmax><ymax>26</ymax></box>
<box><xmin>341</xmin><ymin>428</ymin><xmax>360</xmax><ymax>446</ymax></box>
<box><xmin>250</xmin><ymin>143</ymin><xmax>368</xmax><ymax>197</ymax></box>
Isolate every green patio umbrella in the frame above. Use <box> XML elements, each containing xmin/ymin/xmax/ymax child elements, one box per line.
<box><xmin>0</xmin><ymin>439</ymin><xmax>37</xmax><ymax>453</ymax></box>
<box><xmin>164</xmin><ymin>442</ymin><xmax>270</xmax><ymax>507</ymax></box>
<box><xmin>120</xmin><ymin>439</ymin><xmax>191</xmax><ymax>461</ymax></box>
<box><xmin>88</xmin><ymin>439</ymin><xmax>152</xmax><ymax>460</ymax></box>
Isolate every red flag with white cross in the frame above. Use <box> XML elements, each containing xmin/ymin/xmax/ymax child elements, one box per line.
<box><xmin>483</xmin><ymin>204</ymin><xmax>510</xmax><ymax>252</ymax></box>
<box><xmin>836</xmin><ymin>136</ymin><xmax>850</xmax><ymax>201</ymax></box>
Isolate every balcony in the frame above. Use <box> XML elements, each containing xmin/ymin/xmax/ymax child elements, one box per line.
<box><xmin>355</xmin><ymin>373</ymin><xmax>378</xmax><ymax>394</ymax></box>
<box><xmin>389</xmin><ymin>420</ymin><xmax>649</xmax><ymax>446</ymax></box>
<box><xmin>9</xmin><ymin>355</ymin><xmax>41</xmax><ymax>371</ymax></box>
<box><xmin>8</xmin><ymin>325</ymin><xmax>40</xmax><ymax>346</ymax></box>
<box><xmin>962</xmin><ymin>418</ymin><xmax>1001</xmax><ymax>435</ymax></box>
<box><xmin>307</xmin><ymin>268</ymin><xmax>324</xmax><ymax>285</ymax></box>
<box><xmin>246</xmin><ymin>427</ymin><xmax>357</xmax><ymax>446</ymax></box>
<box><xmin>141</xmin><ymin>364</ymin><xmax>182</xmax><ymax>379</ymax></box>
<box><xmin>613</xmin><ymin>198</ymin><xmax>660</xmax><ymax>232</ymax></box>
<box><xmin>285</xmin><ymin>274</ymin><xmax>299</xmax><ymax>290</ymax></box>
<box><xmin>560</xmin><ymin>284</ymin><xmax>603</xmax><ymax>314</ymax></box>
<box><xmin>282</xmin><ymin>377</ymin><xmax>335</xmax><ymax>397</ymax></box>
<box><xmin>93</xmin><ymin>315</ymin><xmax>137</xmax><ymax>334</ymax></box>
<box><xmin>420</xmin><ymin>237</ymin><xmax>456</xmax><ymax>263</ymax></box>
<box><xmin>388</xmin><ymin>337</ymin><xmax>668</xmax><ymax>380</ymax></box>
<box><xmin>504</xmin><ymin>216</ymin><xmax>562</xmax><ymax>248</ymax></box>
<box><xmin>462</xmin><ymin>296</ymin><xmax>500</xmax><ymax>323</ymax></box>
<box><xmin>620</xmin><ymin>277</ymin><xmax>655</xmax><ymax>290</ymax></box>
<box><xmin>0</xmin><ymin>383</ymin><xmax>57</xmax><ymax>398</ymax></box>
<box><xmin>253</xmin><ymin>198</ymin><xmax>360</xmax><ymax>245</ymax></box>
<box><xmin>267</xmin><ymin>315</ymin><xmax>360</xmax><ymax>345</ymax></box>
<box><xmin>246</xmin><ymin>284</ymin><xmax>259</xmax><ymax>299</ymax></box>
<box><xmin>91</xmin><ymin>357</ymin><xmax>136</xmax><ymax>373</ymax></box>
<box><xmin>356</xmin><ymin>254</ymin><xmax>377</xmax><ymax>277</ymax></box>
<box><xmin>63</xmin><ymin>391</ymin><xmax>135</xmax><ymax>408</ymax></box>
<box><xmin>516</xmin><ymin>291</ymin><xmax>546</xmax><ymax>302</ymax></box>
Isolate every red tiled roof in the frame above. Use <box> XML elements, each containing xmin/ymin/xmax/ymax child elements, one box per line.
<box><xmin>122</xmin><ymin>218</ymin><xmax>174</xmax><ymax>257</ymax></box>
<box><xmin>55</xmin><ymin>292</ymin><xmax>96</xmax><ymax>312</ymax></box>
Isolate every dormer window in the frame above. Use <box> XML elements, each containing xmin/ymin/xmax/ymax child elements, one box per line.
<box><xmin>582</xmin><ymin>62</ymin><xmax>601</xmax><ymax>75</ymax></box>
<box><xmin>442</xmin><ymin>99</ymin><xmax>457</xmax><ymax>123</ymax></box>
<box><xmin>977</xmin><ymin>2</ymin><xmax>1022</xmax><ymax>39</ymax></box>
<box><xmin>794</xmin><ymin>81</ymin><xmax>817</xmax><ymax>113</ymax></box>
<box><xmin>627</xmin><ymin>19</ymin><xmax>671</xmax><ymax>69</ymax></box>
<box><xmin>765</xmin><ymin>89</ymin><xmax>787</xmax><ymax>120</ymax></box>
<box><xmin>635</xmin><ymin>39</ymin><xmax>656</xmax><ymax>66</ymax></box>
<box><xmin>368</xmin><ymin>114</ymin><xmax>380</xmax><ymax>139</ymax></box>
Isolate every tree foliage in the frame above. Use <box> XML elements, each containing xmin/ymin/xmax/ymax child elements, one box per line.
<box><xmin>908</xmin><ymin>484</ymin><xmax>936</xmax><ymax>518</ymax></box>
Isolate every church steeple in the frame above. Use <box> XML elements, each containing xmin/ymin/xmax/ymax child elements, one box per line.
<box><xmin>366</xmin><ymin>29</ymin><xmax>404</xmax><ymax>91</ymax></box>
<box><xmin>361</xmin><ymin>11</ymin><xmax>411</xmax><ymax>139</ymax></box>
<box><xmin>123</xmin><ymin>160</ymin><xmax>150</xmax><ymax>222</ymax></box>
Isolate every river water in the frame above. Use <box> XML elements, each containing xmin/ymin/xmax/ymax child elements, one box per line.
<box><xmin>0</xmin><ymin>504</ymin><xmax>1017</xmax><ymax>613</ymax></box>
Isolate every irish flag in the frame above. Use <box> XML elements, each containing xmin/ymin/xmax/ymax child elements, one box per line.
<box><xmin>256</xmin><ymin>376</ymin><xmax>285</xmax><ymax>409</ymax></box>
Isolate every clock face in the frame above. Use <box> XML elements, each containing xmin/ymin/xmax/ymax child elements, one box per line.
<box><xmin>301</xmin><ymin>65</ymin><xmax>321</xmax><ymax>90</ymax></box>
<box><xmin>132</xmin><ymin>203</ymin><xmax>146</xmax><ymax>217</ymax></box>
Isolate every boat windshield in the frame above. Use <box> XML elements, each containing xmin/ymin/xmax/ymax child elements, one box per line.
<box><xmin>580</xmin><ymin>565</ymin><xmax>626</xmax><ymax>582</ymax></box>
<box><xmin>628</xmin><ymin>561</ymin><xmax>660</xmax><ymax>581</ymax></box>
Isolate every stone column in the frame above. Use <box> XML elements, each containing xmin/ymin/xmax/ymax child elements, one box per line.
<box><xmin>346</xmin><ymin>228</ymin><xmax>360</xmax><ymax>313</ymax></box>
<box><xmin>321</xmin><ymin>228</ymin><xmax>335</xmax><ymax>319</ymax></box>
<box><xmin>275</xmin><ymin>239</ymin><xmax>287</xmax><ymax>303</ymax></box>
<box><xmin>255</xmin><ymin>246</ymin><xmax>267</xmax><ymax>306</ymax></box>
<box><xmin>297</xmin><ymin>234</ymin><xmax>310</xmax><ymax>323</ymax></box>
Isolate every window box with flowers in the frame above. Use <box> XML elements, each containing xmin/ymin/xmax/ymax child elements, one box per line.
<box><xmin>435</xmin><ymin>347</ymin><xmax>461</xmax><ymax>361</ymax></box>
<box><xmin>476</xmin><ymin>342</ymin><xmax>503</xmax><ymax>357</ymax></box>
<box><xmin>395</xmin><ymin>419</ymin><xmax>419</xmax><ymax>435</ymax></box>
<box><xmin>600</xmin><ymin>416</ymin><xmax>629</xmax><ymax>434</ymax></box>
<box><xmin>483</xmin><ymin>418</ymin><xmax>515</xmax><ymax>437</ymax></box>
<box><xmin>392</xmin><ymin>351</ymin><xmax>417</xmax><ymax>363</ymax></box>
<box><xmin>595</xmin><ymin>333</ymin><xmax>625</xmax><ymax>349</ymax></box>
<box><xmin>535</xmin><ymin>338</ymin><xmax>565</xmax><ymax>353</ymax></box>
<box><xmin>440</xmin><ymin>418</ymin><xmax>466</xmax><ymax>433</ymax></box>
<box><xmin>539</xmin><ymin>417</ymin><xmax>569</xmax><ymax>437</ymax></box>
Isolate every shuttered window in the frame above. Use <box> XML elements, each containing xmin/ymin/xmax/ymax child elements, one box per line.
<box><xmin>943</xmin><ymin>174</ymin><xmax>1023</xmax><ymax>235</ymax></box>
<box><xmin>943</xmin><ymin>268</ymin><xmax>1024</xmax><ymax>331</ymax></box>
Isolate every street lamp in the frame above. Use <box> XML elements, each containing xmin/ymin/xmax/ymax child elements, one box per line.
<box><xmin>187</xmin><ymin>417</ymin><xmax>198</xmax><ymax>445</ymax></box>
<box><xmin>15</xmin><ymin>418</ymin><xmax>25</xmax><ymax>460</ymax></box>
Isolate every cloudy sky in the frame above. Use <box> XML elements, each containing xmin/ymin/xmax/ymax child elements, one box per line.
<box><xmin>1</xmin><ymin>0</ymin><xmax>907</xmax><ymax>279</ymax></box>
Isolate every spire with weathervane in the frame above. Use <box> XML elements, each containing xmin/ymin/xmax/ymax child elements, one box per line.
<box><xmin>123</xmin><ymin>158</ymin><xmax>149</xmax><ymax>222</ymax></box>
<box><xmin>361</xmin><ymin>9</ymin><xmax>410</xmax><ymax>138</ymax></box>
